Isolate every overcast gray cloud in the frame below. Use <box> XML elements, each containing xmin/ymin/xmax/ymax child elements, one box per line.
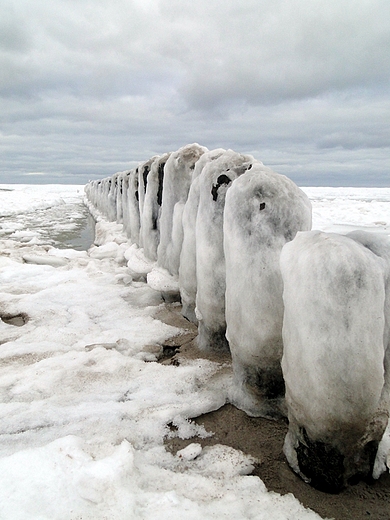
<box><xmin>1</xmin><ymin>0</ymin><xmax>389</xmax><ymax>186</ymax></box>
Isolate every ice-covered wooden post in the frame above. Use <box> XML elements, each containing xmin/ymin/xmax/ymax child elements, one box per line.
<box><xmin>125</xmin><ymin>168</ymin><xmax>141</xmax><ymax>245</ymax></box>
<box><xmin>115</xmin><ymin>172</ymin><xmax>127</xmax><ymax>224</ymax></box>
<box><xmin>107</xmin><ymin>173</ymin><xmax>119</xmax><ymax>222</ymax></box>
<box><xmin>120</xmin><ymin>171</ymin><xmax>131</xmax><ymax>235</ymax></box>
<box><xmin>137</xmin><ymin>156</ymin><xmax>160</xmax><ymax>247</ymax></box>
<box><xmin>140</xmin><ymin>154</ymin><xmax>170</xmax><ymax>261</ymax></box>
<box><xmin>224</xmin><ymin>165</ymin><xmax>311</xmax><ymax>418</ymax></box>
<box><xmin>195</xmin><ymin>150</ymin><xmax>255</xmax><ymax>352</ymax></box>
<box><xmin>157</xmin><ymin>143</ymin><xmax>207</xmax><ymax>276</ymax></box>
<box><xmin>179</xmin><ymin>148</ymin><xmax>226</xmax><ymax>323</ymax></box>
<box><xmin>100</xmin><ymin>178</ymin><xmax>111</xmax><ymax>219</ymax></box>
<box><xmin>280</xmin><ymin>230</ymin><xmax>390</xmax><ymax>492</ymax></box>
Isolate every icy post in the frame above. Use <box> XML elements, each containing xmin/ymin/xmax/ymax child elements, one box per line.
<box><xmin>115</xmin><ymin>173</ymin><xmax>124</xmax><ymax>224</ymax></box>
<box><xmin>137</xmin><ymin>156</ymin><xmax>160</xmax><ymax>247</ymax></box>
<box><xmin>195</xmin><ymin>150</ymin><xmax>256</xmax><ymax>352</ymax></box>
<box><xmin>224</xmin><ymin>165</ymin><xmax>312</xmax><ymax>419</ymax></box>
<box><xmin>126</xmin><ymin>168</ymin><xmax>141</xmax><ymax>245</ymax></box>
<box><xmin>179</xmin><ymin>148</ymin><xmax>227</xmax><ymax>324</ymax></box>
<box><xmin>157</xmin><ymin>143</ymin><xmax>207</xmax><ymax>276</ymax></box>
<box><xmin>280</xmin><ymin>230</ymin><xmax>390</xmax><ymax>492</ymax></box>
<box><xmin>140</xmin><ymin>154</ymin><xmax>170</xmax><ymax>261</ymax></box>
<box><xmin>107</xmin><ymin>174</ymin><xmax>118</xmax><ymax>222</ymax></box>
<box><xmin>119</xmin><ymin>171</ymin><xmax>131</xmax><ymax>237</ymax></box>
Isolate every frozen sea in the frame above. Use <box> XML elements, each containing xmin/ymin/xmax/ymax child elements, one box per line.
<box><xmin>0</xmin><ymin>184</ymin><xmax>389</xmax><ymax>520</ymax></box>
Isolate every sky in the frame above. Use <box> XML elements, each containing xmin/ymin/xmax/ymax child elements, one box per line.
<box><xmin>1</xmin><ymin>0</ymin><xmax>389</xmax><ymax>187</ymax></box>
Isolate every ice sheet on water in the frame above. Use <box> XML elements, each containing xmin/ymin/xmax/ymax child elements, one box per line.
<box><xmin>0</xmin><ymin>185</ymin><xmax>95</xmax><ymax>249</ymax></box>
<box><xmin>302</xmin><ymin>187</ymin><xmax>390</xmax><ymax>235</ymax></box>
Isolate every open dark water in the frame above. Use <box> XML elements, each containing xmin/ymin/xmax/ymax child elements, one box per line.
<box><xmin>0</xmin><ymin>202</ymin><xmax>95</xmax><ymax>251</ymax></box>
<box><xmin>55</xmin><ymin>207</ymin><xmax>96</xmax><ymax>251</ymax></box>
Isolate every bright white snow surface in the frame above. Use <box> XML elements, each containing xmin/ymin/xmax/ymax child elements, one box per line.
<box><xmin>0</xmin><ymin>184</ymin><xmax>389</xmax><ymax>520</ymax></box>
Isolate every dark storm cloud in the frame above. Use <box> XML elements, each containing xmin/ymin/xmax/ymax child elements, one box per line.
<box><xmin>0</xmin><ymin>0</ymin><xmax>389</xmax><ymax>185</ymax></box>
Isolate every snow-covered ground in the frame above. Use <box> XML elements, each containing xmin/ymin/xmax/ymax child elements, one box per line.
<box><xmin>0</xmin><ymin>184</ymin><xmax>389</xmax><ymax>519</ymax></box>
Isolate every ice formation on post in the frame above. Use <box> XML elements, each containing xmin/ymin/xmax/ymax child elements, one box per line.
<box><xmin>140</xmin><ymin>154</ymin><xmax>170</xmax><ymax>261</ymax></box>
<box><xmin>137</xmin><ymin>156</ymin><xmax>159</xmax><ymax>246</ymax></box>
<box><xmin>120</xmin><ymin>171</ymin><xmax>131</xmax><ymax>235</ymax></box>
<box><xmin>195</xmin><ymin>150</ymin><xmax>255</xmax><ymax>352</ymax></box>
<box><xmin>280</xmin><ymin>230</ymin><xmax>390</xmax><ymax>492</ymax></box>
<box><xmin>107</xmin><ymin>174</ymin><xmax>118</xmax><ymax>222</ymax></box>
<box><xmin>116</xmin><ymin>171</ymin><xmax>131</xmax><ymax>224</ymax></box>
<box><xmin>179</xmin><ymin>149</ymin><xmax>226</xmax><ymax>323</ymax></box>
<box><xmin>115</xmin><ymin>173</ymin><xmax>124</xmax><ymax>223</ymax></box>
<box><xmin>224</xmin><ymin>165</ymin><xmax>312</xmax><ymax>418</ymax></box>
<box><xmin>125</xmin><ymin>168</ymin><xmax>141</xmax><ymax>245</ymax></box>
<box><xmin>100</xmin><ymin>178</ymin><xmax>111</xmax><ymax>220</ymax></box>
<box><xmin>157</xmin><ymin>143</ymin><xmax>207</xmax><ymax>276</ymax></box>
<box><xmin>93</xmin><ymin>179</ymin><xmax>105</xmax><ymax>216</ymax></box>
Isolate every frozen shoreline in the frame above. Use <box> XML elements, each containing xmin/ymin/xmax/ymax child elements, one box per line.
<box><xmin>0</xmin><ymin>184</ymin><xmax>389</xmax><ymax>519</ymax></box>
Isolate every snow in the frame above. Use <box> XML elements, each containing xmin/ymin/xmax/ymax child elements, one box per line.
<box><xmin>0</xmin><ymin>182</ymin><xmax>389</xmax><ymax>518</ymax></box>
<box><xmin>0</xmin><ymin>436</ymin><xmax>320</xmax><ymax>520</ymax></box>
